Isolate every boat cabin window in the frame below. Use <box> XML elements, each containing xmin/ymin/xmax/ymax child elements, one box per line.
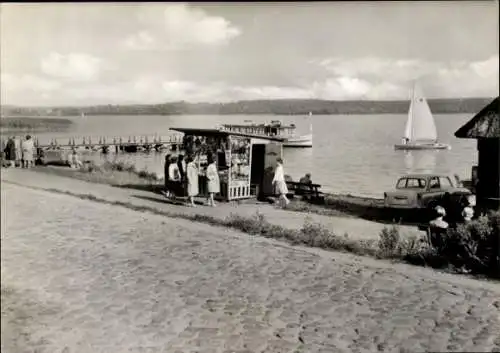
<box><xmin>270</xmin><ymin>127</ymin><xmax>278</xmax><ymax>136</ymax></box>
<box><xmin>396</xmin><ymin>178</ymin><xmax>426</xmax><ymax>189</ymax></box>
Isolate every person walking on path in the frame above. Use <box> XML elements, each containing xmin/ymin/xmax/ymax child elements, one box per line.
<box><xmin>272</xmin><ymin>158</ymin><xmax>290</xmax><ymax>208</ymax></box>
<box><xmin>186</xmin><ymin>155</ymin><xmax>199</xmax><ymax>207</ymax></box>
<box><xmin>21</xmin><ymin>135</ymin><xmax>35</xmax><ymax>168</ymax></box>
<box><xmin>14</xmin><ymin>136</ymin><xmax>22</xmax><ymax>167</ymax></box>
<box><xmin>206</xmin><ymin>153</ymin><xmax>220</xmax><ymax>207</ymax></box>
<box><xmin>4</xmin><ymin>136</ymin><xmax>16</xmax><ymax>167</ymax></box>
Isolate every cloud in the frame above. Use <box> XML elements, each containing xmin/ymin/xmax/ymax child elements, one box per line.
<box><xmin>2</xmin><ymin>54</ymin><xmax>498</xmax><ymax>106</ymax></box>
<box><xmin>126</xmin><ymin>3</ymin><xmax>241</xmax><ymax>51</ymax></box>
<box><xmin>123</xmin><ymin>31</ymin><xmax>156</xmax><ymax>50</ymax></box>
<box><xmin>470</xmin><ymin>55</ymin><xmax>499</xmax><ymax>79</ymax></box>
<box><xmin>310</xmin><ymin>55</ymin><xmax>499</xmax><ymax>99</ymax></box>
<box><xmin>40</xmin><ymin>52</ymin><xmax>102</xmax><ymax>82</ymax></box>
<box><xmin>0</xmin><ymin>73</ymin><xmax>62</xmax><ymax>104</ymax></box>
<box><xmin>163</xmin><ymin>4</ymin><xmax>240</xmax><ymax>46</ymax></box>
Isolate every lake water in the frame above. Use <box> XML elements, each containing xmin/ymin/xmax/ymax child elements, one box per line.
<box><xmin>12</xmin><ymin>114</ymin><xmax>478</xmax><ymax>198</ymax></box>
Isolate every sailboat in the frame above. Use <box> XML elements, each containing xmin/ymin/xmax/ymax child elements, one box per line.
<box><xmin>394</xmin><ymin>82</ymin><xmax>451</xmax><ymax>150</ymax></box>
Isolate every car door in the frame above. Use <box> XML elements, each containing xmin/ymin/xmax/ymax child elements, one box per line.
<box><xmin>421</xmin><ymin>177</ymin><xmax>442</xmax><ymax>206</ymax></box>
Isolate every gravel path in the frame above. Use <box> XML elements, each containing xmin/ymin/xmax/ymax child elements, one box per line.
<box><xmin>2</xmin><ymin>182</ymin><xmax>500</xmax><ymax>353</ymax></box>
<box><xmin>1</xmin><ymin>168</ymin><xmax>423</xmax><ymax>241</ymax></box>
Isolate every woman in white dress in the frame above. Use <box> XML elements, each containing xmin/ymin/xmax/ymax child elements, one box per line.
<box><xmin>186</xmin><ymin>155</ymin><xmax>199</xmax><ymax>207</ymax></box>
<box><xmin>206</xmin><ymin>153</ymin><xmax>220</xmax><ymax>207</ymax></box>
<box><xmin>272</xmin><ymin>158</ymin><xmax>290</xmax><ymax>208</ymax></box>
<box><xmin>21</xmin><ymin>135</ymin><xmax>35</xmax><ymax>168</ymax></box>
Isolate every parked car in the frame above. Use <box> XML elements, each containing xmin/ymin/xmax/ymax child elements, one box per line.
<box><xmin>384</xmin><ymin>173</ymin><xmax>472</xmax><ymax>210</ymax></box>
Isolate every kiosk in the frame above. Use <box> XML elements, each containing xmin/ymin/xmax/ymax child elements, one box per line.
<box><xmin>170</xmin><ymin>127</ymin><xmax>284</xmax><ymax>201</ymax></box>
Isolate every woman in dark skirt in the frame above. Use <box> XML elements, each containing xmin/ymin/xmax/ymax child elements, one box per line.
<box><xmin>4</xmin><ymin>136</ymin><xmax>16</xmax><ymax>167</ymax></box>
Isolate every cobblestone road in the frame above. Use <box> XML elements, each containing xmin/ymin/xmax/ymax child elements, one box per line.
<box><xmin>2</xmin><ymin>183</ymin><xmax>499</xmax><ymax>353</ymax></box>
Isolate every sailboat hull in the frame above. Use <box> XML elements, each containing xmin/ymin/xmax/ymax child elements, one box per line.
<box><xmin>394</xmin><ymin>143</ymin><xmax>451</xmax><ymax>150</ymax></box>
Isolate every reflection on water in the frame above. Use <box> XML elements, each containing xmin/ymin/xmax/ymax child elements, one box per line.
<box><xmin>402</xmin><ymin>150</ymin><xmax>438</xmax><ymax>174</ymax></box>
<box><xmin>28</xmin><ymin>113</ymin><xmax>478</xmax><ymax>197</ymax></box>
<box><xmin>283</xmin><ymin>147</ymin><xmax>314</xmax><ymax>179</ymax></box>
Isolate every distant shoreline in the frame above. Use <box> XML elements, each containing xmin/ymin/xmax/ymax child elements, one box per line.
<box><xmin>1</xmin><ymin>97</ymin><xmax>494</xmax><ymax>117</ymax></box>
<box><xmin>0</xmin><ymin>117</ymin><xmax>73</xmax><ymax>132</ymax></box>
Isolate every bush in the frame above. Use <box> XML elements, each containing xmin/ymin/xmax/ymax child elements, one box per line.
<box><xmin>377</xmin><ymin>225</ymin><xmax>423</xmax><ymax>259</ymax></box>
<box><xmin>226</xmin><ymin>212</ymin><xmax>269</xmax><ymax>234</ymax></box>
<box><xmin>378</xmin><ymin>225</ymin><xmax>401</xmax><ymax>257</ymax></box>
<box><xmin>437</xmin><ymin>211</ymin><xmax>500</xmax><ymax>276</ymax></box>
<box><xmin>379</xmin><ymin>211</ymin><xmax>500</xmax><ymax>278</ymax></box>
<box><xmin>299</xmin><ymin>221</ymin><xmax>341</xmax><ymax>248</ymax></box>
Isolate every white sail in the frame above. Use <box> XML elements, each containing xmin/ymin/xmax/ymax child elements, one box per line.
<box><xmin>403</xmin><ymin>89</ymin><xmax>414</xmax><ymax>140</ymax></box>
<box><xmin>405</xmin><ymin>83</ymin><xmax>438</xmax><ymax>142</ymax></box>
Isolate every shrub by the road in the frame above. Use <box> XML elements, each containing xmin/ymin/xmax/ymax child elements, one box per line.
<box><xmin>392</xmin><ymin>211</ymin><xmax>500</xmax><ymax>278</ymax></box>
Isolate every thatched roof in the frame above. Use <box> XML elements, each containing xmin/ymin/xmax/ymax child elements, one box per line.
<box><xmin>455</xmin><ymin>97</ymin><xmax>499</xmax><ymax>139</ymax></box>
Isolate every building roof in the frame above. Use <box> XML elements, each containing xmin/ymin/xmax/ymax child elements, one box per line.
<box><xmin>169</xmin><ymin>127</ymin><xmax>286</xmax><ymax>142</ymax></box>
<box><xmin>455</xmin><ymin>97</ymin><xmax>499</xmax><ymax>139</ymax></box>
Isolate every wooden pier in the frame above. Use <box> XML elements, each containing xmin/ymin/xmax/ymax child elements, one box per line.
<box><xmin>34</xmin><ymin>135</ymin><xmax>184</xmax><ymax>153</ymax></box>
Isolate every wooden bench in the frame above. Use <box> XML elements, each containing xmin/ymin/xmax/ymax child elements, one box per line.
<box><xmin>286</xmin><ymin>181</ymin><xmax>324</xmax><ymax>202</ymax></box>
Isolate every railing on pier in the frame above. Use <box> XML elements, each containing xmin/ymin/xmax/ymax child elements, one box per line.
<box><xmin>34</xmin><ymin>134</ymin><xmax>184</xmax><ymax>149</ymax></box>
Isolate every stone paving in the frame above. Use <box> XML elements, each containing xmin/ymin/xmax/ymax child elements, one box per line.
<box><xmin>2</xmin><ymin>182</ymin><xmax>500</xmax><ymax>353</ymax></box>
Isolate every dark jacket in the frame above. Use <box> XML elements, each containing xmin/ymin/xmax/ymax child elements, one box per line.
<box><xmin>177</xmin><ymin>159</ymin><xmax>186</xmax><ymax>181</ymax></box>
<box><xmin>4</xmin><ymin>139</ymin><xmax>15</xmax><ymax>161</ymax></box>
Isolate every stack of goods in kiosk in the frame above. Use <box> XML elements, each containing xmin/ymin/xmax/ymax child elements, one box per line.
<box><xmin>182</xmin><ymin>134</ymin><xmax>230</xmax><ymax>182</ymax></box>
<box><xmin>230</xmin><ymin>138</ymin><xmax>251</xmax><ymax>181</ymax></box>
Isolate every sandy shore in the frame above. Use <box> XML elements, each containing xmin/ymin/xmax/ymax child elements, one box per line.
<box><xmin>1</xmin><ymin>168</ymin><xmax>423</xmax><ymax>242</ymax></box>
<box><xmin>2</xmin><ymin>182</ymin><xmax>500</xmax><ymax>353</ymax></box>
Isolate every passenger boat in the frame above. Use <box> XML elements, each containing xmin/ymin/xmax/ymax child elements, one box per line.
<box><xmin>222</xmin><ymin>114</ymin><xmax>313</xmax><ymax>148</ymax></box>
<box><xmin>394</xmin><ymin>82</ymin><xmax>451</xmax><ymax>150</ymax></box>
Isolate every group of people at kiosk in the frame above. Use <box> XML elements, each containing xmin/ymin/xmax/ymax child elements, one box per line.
<box><xmin>164</xmin><ymin>152</ymin><xmax>220</xmax><ymax>207</ymax></box>
<box><xmin>3</xmin><ymin>135</ymin><xmax>35</xmax><ymax>168</ymax></box>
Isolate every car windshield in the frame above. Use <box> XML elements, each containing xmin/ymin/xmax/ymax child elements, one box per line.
<box><xmin>396</xmin><ymin>178</ymin><xmax>427</xmax><ymax>189</ymax></box>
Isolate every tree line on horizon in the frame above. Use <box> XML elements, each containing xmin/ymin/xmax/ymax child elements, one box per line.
<box><xmin>1</xmin><ymin>97</ymin><xmax>494</xmax><ymax>117</ymax></box>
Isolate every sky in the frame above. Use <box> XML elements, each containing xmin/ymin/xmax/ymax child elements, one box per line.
<box><xmin>1</xmin><ymin>1</ymin><xmax>499</xmax><ymax>106</ymax></box>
